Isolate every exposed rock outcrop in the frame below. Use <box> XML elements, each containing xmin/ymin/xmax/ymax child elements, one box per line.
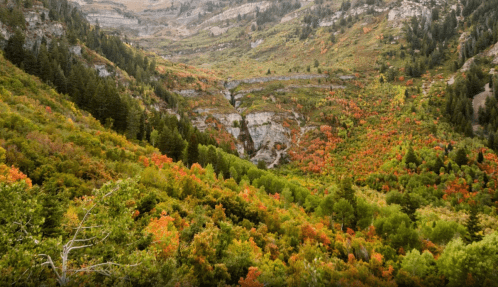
<box><xmin>387</xmin><ymin>0</ymin><xmax>432</xmax><ymax>28</ymax></box>
<box><xmin>486</xmin><ymin>42</ymin><xmax>498</xmax><ymax>64</ymax></box>
<box><xmin>225</xmin><ymin>74</ymin><xmax>328</xmax><ymax>90</ymax></box>
<box><xmin>243</xmin><ymin>111</ymin><xmax>302</xmax><ymax>165</ymax></box>
<box><xmin>94</xmin><ymin>64</ymin><xmax>112</xmax><ymax>77</ymax></box>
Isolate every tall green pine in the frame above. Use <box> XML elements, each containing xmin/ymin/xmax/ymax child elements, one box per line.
<box><xmin>455</xmin><ymin>148</ymin><xmax>469</xmax><ymax>166</ymax></box>
<box><xmin>465</xmin><ymin>204</ymin><xmax>483</xmax><ymax>244</ymax></box>
<box><xmin>186</xmin><ymin>134</ymin><xmax>199</xmax><ymax>167</ymax></box>
<box><xmin>5</xmin><ymin>29</ymin><xmax>25</xmax><ymax>67</ymax></box>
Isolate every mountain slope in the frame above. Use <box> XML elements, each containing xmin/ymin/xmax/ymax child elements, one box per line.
<box><xmin>2</xmin><ymin>0</ymin><xmax>498</xmax><ymax>286</ymax></box>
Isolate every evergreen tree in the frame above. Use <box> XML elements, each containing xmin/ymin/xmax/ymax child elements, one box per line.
<box><xmin>40</xmin><ymin>193</ymin><xmax>64</xmax><ymax>238</ymax></box>
<box><xmin>158</xmin><ymin>125</ymin><xmax>172</xmax><ymax>156</ymax></box>
<box><xmin>5</xmin><ymin>29</ymin><xmax>25</xmax><ymax>67</ymax></box>
<box><xmin>455</xmin><ymin>148</ymin><xmax>469</xmax><ymax>166</ymax></box>
<box><xmin>207</xmin><ymin>146</ymin><xmax>218</xmax><ymax>168</ymax></box>
<box><xmin>257</xmin><ymin>160</ymin><xmax>267</xmax><ymax>170</ymax></box>
<box><xmin>405</xmin><ymin>146</ymin><xmax>419</xmax><ymax>167</ymax></box>
<box><xmin>477</xmin><ymin>151</ymin><xmax>484</xmax><ymax>164</ymax></box>
<box><xmin>186</xmin><ymin>134</ymin><xmax>199</xmax><ymax>167</ymax></box>
<box><xmin>401</xmin><ymin>192</ymin><xmax>420</xmax><ymax>222</ymax></box>
<box><xmin>170</xmin><ymin>128</ymin><xmax>186</xmax><ymax>161</ymax></box>
<box><xmin>217</xmin><ymin>151</ymin><xmax>229</xmax><ymax>178</ymax></box>
<box><xmin>22</xmin><ymin>52</ymin><xmax>39</xmax><ymax>76</ymax></box>
<box><xmin>338</xmin><ymin>177</ymin><xmax>357</xmax><ymax>228</ymax></box>
<box><xmin>37</xmin><ymin>44</ymin><xmax>52</xmax><ymax>83</ymax></box>
<box><xmin>465</xmin><ymin>204</ymin><xmax>483</xmax><ymax>243</ymax></box>
<box><xmin>433</xmin><ymin>156</ymin><xmax>444</xmax><ymax>174</ymax></box>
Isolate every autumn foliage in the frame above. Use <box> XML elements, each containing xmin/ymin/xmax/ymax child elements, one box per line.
<box><xmin>146</xmin><ymin>211</ymin><xmax>180</xmax><ymax>257</ymax></box>
<box><xmin>0</xmin><ymin>164</ymin><xmax>32</xmax><ymax>188</ymax></box>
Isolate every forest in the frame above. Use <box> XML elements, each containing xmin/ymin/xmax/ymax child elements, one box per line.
<box><xmin>1</xmin><ymin>0</ymin><xmax>498</xmax><ymax>286</ymax></box>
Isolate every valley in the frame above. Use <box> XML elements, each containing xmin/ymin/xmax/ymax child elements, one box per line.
<box><xmin>1</xmin><ymin>0</ymin><xmax>498</xmax><ymax>285</ymax></box>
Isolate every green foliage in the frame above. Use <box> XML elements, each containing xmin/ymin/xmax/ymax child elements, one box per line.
<box><xmin>400</xmin><ymin>249</ymin><xmax>436</xmax><ymax>278</ymax></box>
<box><xmin>438</xmin><ymin>233</ymin><xmax>498</xmax><ymax>287</ymax></box>
<box><xmin>0</xmin><ymin>182</ymin><xmax>43</xmax><ymax>258</ymax></box>
<box><xmin>425</xmin><ymin>220</ymin><xmax>466</xmax><ymax>245</ymax></box>
<box><xmin>404</xmin><ymin>146</ymin><xmax>419</xmax><ymax>167</ymax></box>
<box><xmin>333</xmin><ymin>198</ymin><xmax>354</xmax><ymax>230</ymax></box>
<box><xmin>375</xmin><ymin>211</ymin><xmax>420</xmax><ymax>250</ymax></box>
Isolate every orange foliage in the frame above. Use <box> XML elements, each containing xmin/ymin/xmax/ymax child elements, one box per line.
<box><xmin>372</xmin><ymin>252</ymin><xmax>383</xmax><ymax>264</ymax></box>
<box><xmin>382</xmin><ymin>265</ymin><xmax>394</xmax><ymax>280</ymax></box>
<box><xmin>0</xmin><ymin>165</ymin><xmax>32</xmax><ymax>188</ymax></box>
<box><xmin>443</xmin><ymin>178</ymin><xmax>476</xmax><ymax>203</ymax></box>
<box><xmin>348</xmin><ymin>253</ymin><xmax>356</xmax><ymax>264</ymax></box>
<box><xmin>301</xmin><ymin>224</ymin><xmax>317</xmax><ymax>242</ymax></box>
<box><xmin>346</xmin><ymin>228</ymin><xmax>355</xmax><ymax>236</ymax></box>
<box><xmin>146</xmin><ymin>211</ymin><xmax>179</xmax><ymax>257</ymax></box>
<box><xmin>289</xmin><ymin>124</ymin><xmax>343</xmax><ymax>173</ymax></box>
<box><xmin>239</xmin><ymin>267</ymin><xmax>264</xmax><ymax>287</ymax></box>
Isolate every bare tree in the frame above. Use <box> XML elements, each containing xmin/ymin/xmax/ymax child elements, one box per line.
<box><xmin>38</xmin><ymin>184</ymin><xmax>139</xmax><ymax>286</ymax></box>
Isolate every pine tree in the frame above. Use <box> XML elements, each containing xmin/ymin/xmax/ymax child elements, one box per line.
<box><xmin>171</xmin><ymin>128</ymin><xmax>186</xmax><ymax>161</ymax></box>
<box><xmin>455</xmin><ymin>148</ymin><xmax>469</xmax><ymax>166</ymax></box>
<box><xmin>40</xmin><ymin>193</ymin><xmax>64</xmax><ymax>238</ymax></box>
<box><xmin>405</xmin><ymin>146</ymin><xmax>419</xmax><ymax>167</ymax></box>
<box><xmin>433</xmin><ymin>156</ymin><xmax>444</xmax><ymax>174</ymax></box>
<box><xmin>158</xmin><ymin>125</ymin><xmax>172</xmax><ymax>156</ymax></box>
<box><xmin>338</xmin><ymin>177</ymin><xmax>357</xmax><ymax>229</ymax></box>
<box><xmin>465</xmin><ymin>204</ymin><xmax>483</xmax><ymax>243</ymax></box>
<box><xmin>186</xmin><ymin>134</ymin><xmax>199</xmax><ymax>167</ymax></box>
<box><xmin>401</xmin><ymin>192</ymin><xmax>420</xmax><ymax>222</ymax></box>
<box><xmin>488</xmin><ymin>132</ymin><xmax>495</xmax><ymax>150</ymax></box>
<box><xmin>37</xmin><ymin>44</ymin><xmax>52</xmax><ymax>83</ymax></box>
<box><xmin>477</xmin><ymin>151</ymin><xmax>484</xmax><ymax>164</ymax></box>
<box><xmin>5</xmin><ymin>29</ymin><xmax>25</xmax><ymax>67</ymax></box>
<box><xmin>257</xmin><ymin>160</ymin><xmax>267</xmax><ymax>170</ymax></box>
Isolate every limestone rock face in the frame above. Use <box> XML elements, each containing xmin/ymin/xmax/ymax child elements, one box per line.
<box><xmin>86</xmin><ymin>11</ymin><xmax>139</xmax><ymax>28</ymax></box>
<box><xmin>0</xmin><ymin>6</ymin><xmax>65</xmax><ymax>49</ymax></box>
<box><xmin>245</xmin><ymin>112</ymin><xmax>276</xmax><ymax>150</ymax></box>
<box><xmin>213</xmin><ymin>113</ymin><xmax>243</xmax><ymax>139</ymax></box>
<box><xmin>94</xmin><ymin>64</ymin><xmax>112</xmax><ymax>77</ymax></box>
<box><xmin>244</xmin><ymin>111</ymin><xmax>296</xmax><ymax>165</ymax></box>
<box><xmin>69</xmin><ymin>45</ymin><xmax>82</xmax><ymax>56</ymax></box>
<box><xmin>486</xmin><ymin>42</ymin><xmax>498</xmax><ymax>64</ymax></box>
<box><xmin>387</xmin><ymin>1</ymin><xmax>432</xmax><ymax>27</ymax></box>
<box><xmin>191</xmin><ymin>112</ymin><xmax>242</xmax><ymax>138</ymax></box>
<box><xmin>250</xmin><ymin>39</ymin><xmax>264</xmax><ymax>49</ymax></box>
<box><xmin>205</xmin><ymin>2</ymin><xmax>270</xmax><ymax>24</ymax></box>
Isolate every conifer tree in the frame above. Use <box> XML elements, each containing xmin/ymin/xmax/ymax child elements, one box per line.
<box><xmin>405</xmin><ymin>146</ymin><xmax>419</xmax><ymax>167</ymax></box>
<box><xmin>433</xmin><ymin>156</ymin><xmax>444</xmax><ymax>174</ymax></box>
<box><xmin>37</xmin><ymin>44</ymin><xmax>52</xmax><ymax>83</ymax></box>
<box><xmin>465</xmin><ymin>204</ymin><xmax>483</xmax><ymax>243</ymax></box>
<box><xmin>477</xmin><ymin>151</ymin><xmax>484</xmax><ymax>164</ymax></box>
<box><xmin>158</xmin><ymin>125</ymin><xmax>172</xmax><ymax>156</ymax></box>
<box><xmin>338</xmin><ymin>177</ymin><xmax>357</xmax><ymax>228</ymax></box>
<box><xmin>5</xmin><ymin>28</ymin><xmax>25</xmax><ymax>67</ymax></box>
<box><xmin>40</xmin><ymin>193</ymin><xmax>64</xmax><ymax>238</ymax></box>
<box><xmin>455</xmin><ymin>148</ymin><xmax>468</xmax><ymax>166</ymax></box>
<box><xmin>187</xmin><ymin>134</ymin><xmax>199</xmax><ymax>167</ymax></box>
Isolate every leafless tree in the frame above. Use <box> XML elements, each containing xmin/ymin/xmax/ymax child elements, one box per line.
<box><xmin>38</xmin><ymin>185</ymin><xmax>138</xmax><ymax>286</ymax></box>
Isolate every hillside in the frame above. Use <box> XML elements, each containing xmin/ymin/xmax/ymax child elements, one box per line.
<box><xmin>2</xmin><ymin>0</ymin><xmax>498</xmax><ymax>286</ymax></box>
